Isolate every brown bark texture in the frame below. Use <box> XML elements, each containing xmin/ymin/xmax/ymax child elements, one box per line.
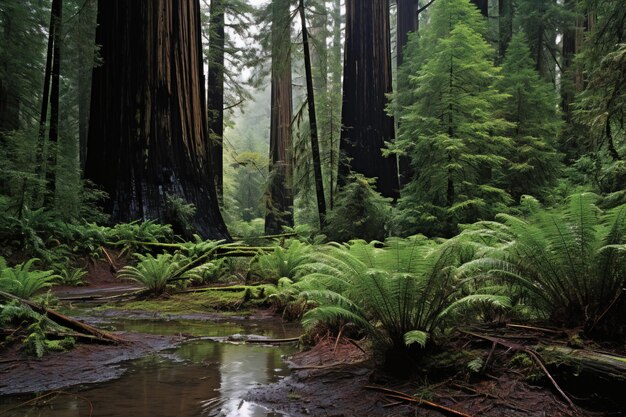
<box><xmin>339</xmin><ymin>0</ymin><xmax>399</xmax><ymax>199</ymax></box>
<box><xmin>265</xmin><ymin>0</ymin><xmax>294</xmax><ymax>235</ymax></box>
<box><xmin>85</xmin><ymin>0</ymin><xmax>229</xmax><ymax>240</ymax></box>
<box><xmin>207</xmin><ymin>0</ymin><xmax>225</xmax><ymax>205</ymax></box>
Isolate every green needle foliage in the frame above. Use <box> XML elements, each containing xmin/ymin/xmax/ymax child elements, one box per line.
<box><xmin>393</xmin><ymin>17</ymin><xmax>512</xmax><ymax>237</ymax></box>
<box><xmin>0</xmin><ymin>257</ymin><xmax>59</xmax><ymax>299</ymax></box>
<box><xmin>460</xmin><ymin>193</ymin><xmax>626</xmax><ymax>334</ymax></box>
<box><xmin>495</xmin><ymin>32</ymin><xmax>562</xmax><ymax>202</ymax></box>
<box><xmin>299</xmin><ymin>239</ymin><xmax>510</xmax><ymax>373</ymax></box>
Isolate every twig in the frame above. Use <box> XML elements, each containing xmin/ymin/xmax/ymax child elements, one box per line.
<box><xmin>505</xmin><ymin>323</ymin><xmax>563</xmax><ymax>334</ymax></box>
<box><xmin>100</xmin><ymin>246</ymin><xmax>118</xmax><ymax>273</ymax></box>
<box><xmin>365</xmin><ymin>385</ymin><xmax>473</xmax><ymax>417</ymax></box>
<box><xmin>461</xmin><ymin>330</ymin><xmax>575</xmax><ymax>408</ymax></box>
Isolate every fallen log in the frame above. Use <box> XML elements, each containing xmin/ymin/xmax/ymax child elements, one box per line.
<box><xmin>539</xmin><ymin>345</ymin><xmax>626</xmax><ymax>383</ymax></box>
<box><xmin>0</xmin><ymin>290</ymin><xmax>124</xmax><ymax>344</ymax></box>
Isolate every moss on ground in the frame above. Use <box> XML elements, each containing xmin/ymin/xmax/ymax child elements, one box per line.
<box><xmin>96</xmin><ymin>285</ymin><xmax>274</xmax><ymax>315</ymax></box>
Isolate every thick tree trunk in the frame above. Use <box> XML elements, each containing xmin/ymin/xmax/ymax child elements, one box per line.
<box><xmin>339</xmin><ymin>0</ymin><xmax>399</xmax><ymax>199</ymax></box>
<box><xmin>328</xmin><ymin>0</ymin><xmax>342</xmax><ymax>209</ymax></box>
<box><xmin>299</xmin><ymin>0</ymin><xmax>326</xmax><ymax>227</ymax></box>
<box><xmin>207</xmin><ymin>0</ymin><xmax>225</xmax><ymax>205</ymax></box>
<box><xmin>85</xmin><ymin>0</ymin><xmax>229</xmax><ymax>239</ymax></box>
<box><xmin>265</xmin><ymin>0</ymin><xmax>294</xmax><ymax>235</ymax></box>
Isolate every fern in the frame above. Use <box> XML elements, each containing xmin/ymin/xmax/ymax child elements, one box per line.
<box><xmin>298</xmin><ymin>238</ymin><xmax>508</xmax><ymax>371</ymax></box>
<box><xmin>462</xmin><ymin>193</ymin><xmax>626</xmax><ymax>331</ymax></box>
<box><xmin>117</xmin><ymin>253</ymin><xmax>181</xmax><ymax>296</ymax></box>
<box><xmin>251</xmin><ymin>239</ymin><xmax>311</xmax><ymax>283</ymax></box>
<box><xmin>0</xmin><ymin>257</ymin><xmax>59</xmax><ymax>299</ymax></box>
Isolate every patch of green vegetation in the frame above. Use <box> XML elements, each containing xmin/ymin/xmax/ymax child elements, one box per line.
<box><xmin>97</xmin><ymin>285</ymin><xmax>274</xmax><ymax>315</ymax></box>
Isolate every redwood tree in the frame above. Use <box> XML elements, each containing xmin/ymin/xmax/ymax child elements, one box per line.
<box><xmin>265</xmin><ymin>0</ymin><xmax>294</xmax><ymax>234</ymax></box>
<box><xmin>339</xmin><ymin>0</ymin><xmax>399</xmax><ymax>199</ymax></box>
<box><xmin>85</xmin><ymin>0</ymin><xmax>229</xmax><ymax>239</ymax></box>
<box><xmin>207</xmin><ymin>0</ymin><xmax>225</xmax><ymax>205</ymax></box>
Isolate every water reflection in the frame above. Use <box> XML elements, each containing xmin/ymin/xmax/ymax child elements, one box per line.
<box><xmin>0</xmin><ymin>318</ymin><xmax>300</xmax><ymax>417</ymax></box>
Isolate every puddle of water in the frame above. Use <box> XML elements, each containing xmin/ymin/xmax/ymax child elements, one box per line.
<box><xmin>0</xmin><ymin>318</ymin><xmax>300</xmax><ymax>417</ymax></box>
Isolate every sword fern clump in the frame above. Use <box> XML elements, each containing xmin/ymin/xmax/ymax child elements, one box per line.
<box><xmin>298</xmin><ymin>237</ymin><xmax>509</xmax><ymax>372</ymax></box>
<box><xmin>460</xmin><ymin>193</ymin><xmax>626</xmax><ymax>333</ymax></box>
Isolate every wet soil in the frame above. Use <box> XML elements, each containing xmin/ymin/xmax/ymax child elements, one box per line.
<box><xmin>0</xmin><ymin>332</ymin><xmax>183</xmax><ymax>395</ymax></box>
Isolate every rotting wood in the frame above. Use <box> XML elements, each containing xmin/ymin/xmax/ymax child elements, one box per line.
<box><xmin>365</xmin><ymin>385</ymin><xmax>473</xmax><ymax>417</ymax></box>
<box><xmin>0</xmin><ymin>290</ymin><xmax>124</xmax><ymax>344</ymax></box>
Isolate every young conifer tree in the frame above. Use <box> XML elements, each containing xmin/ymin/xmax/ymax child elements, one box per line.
<box><xmin>393</xmin><ymin>0</ymin><xmax>511</xmax><ymax>237</ymax></box>
<box><xmin>495</xmin><ymin>32</ymin><xmax>562</xmax><ymax>202</ymax></box>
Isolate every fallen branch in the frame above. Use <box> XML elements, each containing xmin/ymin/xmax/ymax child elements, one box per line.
<box><xmin>365</xmin><ymin>385</ymin><xmax>472</xmax><ymax>417</ymax></box>
<box><xmin>245</xmin><ymin>336</ymin><xmax>301</xmax><ymax>344</ymax></box>
<box><xmin>462</xmin><ymin>330</ymin><xmax>574</xmax><ymax>408</ymax></box>
<box><xmin>0</xmin><ymin>290</ymin><xmax>124</xmax><ymax>344</ymax></box>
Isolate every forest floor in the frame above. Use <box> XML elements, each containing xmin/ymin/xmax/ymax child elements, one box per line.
<box><xmin>2</xmin><ymin>261</ymin><xmax>625</xmax><ymax>416</ymax></box>
<box><xmin>249</xmin><ymin>335</ymin><xmax>618</xmax><ymax>417</ymax></box>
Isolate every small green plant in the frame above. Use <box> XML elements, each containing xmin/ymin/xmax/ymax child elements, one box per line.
<box><xmin>58</xmin><ymin>268</ymin><xmax>87</xmax><ymax>286</ymax></box>
<box><xmin>107</xmin><ymin>220</ymin><xmax>175</xmax><ymax>254</ymax></box>
<box><xmin>324</xmin><ymin>174</ymin><xmax>392</xmax><ymax>242</ymax></box>
<box><xmin>0</xmin><ymin>257</ymin><xmax>59</xmax><ymax>299</ymax></box>
<box><xmin>251</xmin><ymin>240</ymin><xmax>311</xmax><ymax>283</ymax></box>
<box><xmin>117</xmin><ymin>253</ymin><xmax>181</xmax><ymax>296</ymax></box>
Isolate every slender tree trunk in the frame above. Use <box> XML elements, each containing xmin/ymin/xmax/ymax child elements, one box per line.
<box><xmin>36</xmin><ymin>0</ymin><xmax>58</xmax><ymax>187</ymax></box>
<box><xmin>265</xmin><ymin>0</ymin><xmax>294</xmax><ymax>234</ymax></box>
<box><xmin>339</xmin><ymin>0</ymin><xmax>399</xmax><ymax>199</ymax></box>
<box><xmin>78</xmin><ymin>0</ymin><xmax>97</xmax><ymax>170</ymax></box>
<box><xmin>46</xmin><ymin>0</ymin><xmax>62</xmax><ymax>202</ymax></box>
<box><xmin>396</xmin><ymin>0</ymin><xmax>419</xmax><ymax>68</ymax></box>
<box><xmin>85</xmin><ymin>0</ymin><xmax>229</xmax><ymax>239</ymax></box>
<box><xmin>207</xmin><ymin>0</ymin><xmax>225</xmax><ymax>205</ymax></box>
<box><xmin>299</xmin><ymin>0</ymin><xmax>326</xmax><ymax>227</ymax></box>
<box><xmin>328</xmin><ymin>0</ymin><xmax>342</xmax><ymax>209</ymax></box>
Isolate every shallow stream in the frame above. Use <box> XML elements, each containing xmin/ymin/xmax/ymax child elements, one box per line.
<box><xmin>0</xmin><ymin>316</ymin><xmax>301</xmax><ymax>417</ymax></box>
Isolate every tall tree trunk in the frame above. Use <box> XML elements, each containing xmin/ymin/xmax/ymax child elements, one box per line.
<box><xmin>396</xmin><ymin>0</ymin><xmax>419</xmax><ymax>68</ymax></box>
<box><xmin>265</xmin><ymin>0</ymin><xmax>294</xmax><ymax>235</ymax></box>
<box><xmin>340</xmin><ymin>0</ymin><xmax>399</xmax><ymax>199</ymax></box>
<box><xmin>85</xmin><ymin>0</ymin><xmax>229</xmax><ymax>239</ymax></box>
<box><xmin>207</xmin><ymin>0</ymin><xmax>225</xmax><ymax>205</ymax></box>
<box><xmin>0</xmin><ymin>8</ymin><xmax>19</xmax><ymax>135</ymax></box>
<box><xmin>78</xmin><ymin>0</ymin><xmax>97</xmax><ymax>170</ymax></box>
<box><xmin>46</xmin><ymin>0</ymin><xmax>62</xmax><ymax>202</ymax></box>
<box><xmin>299</xmin><ymin>0</ymin><xmax>326</xmax><ymax>227</ymax></box>
<box><xmin>328</xmin><ymin>0</ymin><xmax>342</xmax><ymax>209</ymax></box>
<box><xmin>36</xmin><ymin>0</ymin><xmax>58</xmax><ymax>189</ymax></box>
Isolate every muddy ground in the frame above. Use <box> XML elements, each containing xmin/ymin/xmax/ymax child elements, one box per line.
<box><xmin>0</xmin><ymin>332</ymin><xmax>183</xmax><ymax>395</ymax></box>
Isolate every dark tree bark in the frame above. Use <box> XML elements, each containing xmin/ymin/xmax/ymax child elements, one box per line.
<box><xmin>46</xmin><ymin>0</ymin><xmax>62</xmax><ymax>201</ymax></box>
<box><xmin>339</xmin><ymin>0</ymin><xmax>399</xmax><ymax>199</ymax></box>
<box><xmin>0</xmin><ymin>8</ymin><xmax>20</xmax><ymax>134</ymax></box>
<box><xmin>470</xmin><ymin>0</ymin><xmax>489</xmax><ymax>17</ymax></box>
<box><xmin>299</xmin><ymin>0</ymin><xmax>327</xmax><ymax>227</ymax></box>
<box><xmin>85</xmin><ymin>0</ymin><xmax>229</xmax><ymax>239</ymax></box>
<box><xmin>265</xmin><ymin>0</ymin><xmax>294</xmax><ymax>234</ymax></box>
<box><xmin>36</xmin><ymin>0</ymin><xmax>58</xmax><ymax>184</ymax></box>
<box><xmin>396</xmin><ymin>0</ymin><xmax>419</xmax><ymax>68</ymax></box>
<box><xmin>207</xmin><ymin>0</ymin><xmax>225</xmax><ymax>205</ymax></box>
<box><xmin>78</xmin><ymin>0</ymin><xmax>97</xmax><ymax>169</ymax></box>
